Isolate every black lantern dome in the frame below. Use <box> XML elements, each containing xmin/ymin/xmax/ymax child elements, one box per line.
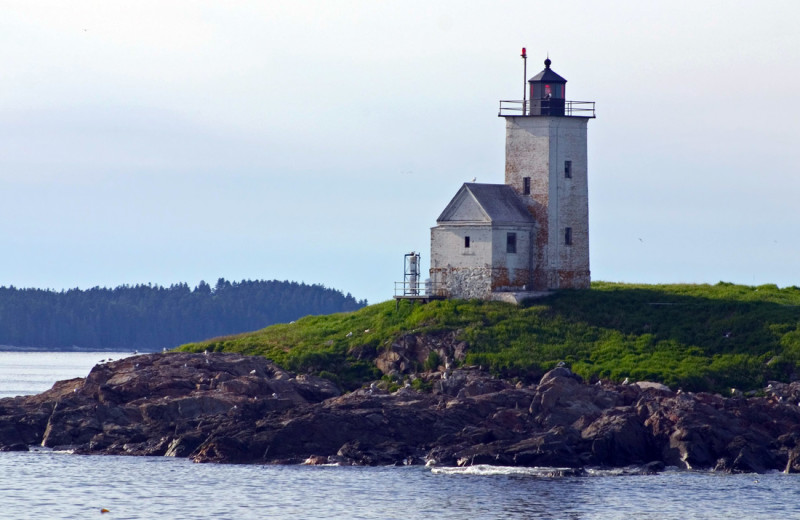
<box><xmin>528</xmin><ymin>58</ymin><xmax>567</xmax><ymax>116</ymax></box>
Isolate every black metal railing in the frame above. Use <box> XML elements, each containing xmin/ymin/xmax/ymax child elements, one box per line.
<box><xmin>498</xmin><ymin>99</ymin><xmax>595</xmax><ymax>118</ymax></box>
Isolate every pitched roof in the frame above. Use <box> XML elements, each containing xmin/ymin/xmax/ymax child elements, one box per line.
<box><xmin>436</xmin><ymin>183</ymin><xmax>535</xmax><ymax>224</ymax></box>
<box><xmin>529</xmin><ymin>58</ymin><xmax>567</xmax><ymax>83</ymax></box>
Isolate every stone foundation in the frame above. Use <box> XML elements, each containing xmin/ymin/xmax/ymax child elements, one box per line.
<box><xmin>433</xmin><ymin>267</ymin><xmax>535</xmax><ymax>300</ymax></box>
<box><xmin>433</xmin><ymin>267</ymin><xmax>492</xmax><ymax>299</ymax></box>
<box><xmin>548</xmin><ymin>269</ymin><xmax>591</xmax><ymax>290</ymax></box>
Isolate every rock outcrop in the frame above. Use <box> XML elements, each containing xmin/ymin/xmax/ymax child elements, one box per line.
<box><xmin>1</xmin><ymin>352</ymin><xmax>799</xmax><ymax>473</ymax></box>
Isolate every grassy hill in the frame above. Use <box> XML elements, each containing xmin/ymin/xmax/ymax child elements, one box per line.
<box><xmin>178</xmin><ymin>282</ymin><xmax>800</xmax><ymax>393</ymax></box>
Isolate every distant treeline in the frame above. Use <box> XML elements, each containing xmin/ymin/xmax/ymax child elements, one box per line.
<box><xmin>0</xmin><ymin>279</ymin><xmax>366</xmax><ymax>351</ymax></box>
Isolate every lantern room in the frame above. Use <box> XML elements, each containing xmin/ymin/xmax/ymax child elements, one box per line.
<box><xmin>528</xmin><ymin>58</ymin><xmax>567</xmax><ymax>116</ymax></box>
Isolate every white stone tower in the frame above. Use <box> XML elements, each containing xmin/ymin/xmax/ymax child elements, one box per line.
<box><xmin>500</xmin><ymin>57</ymin><xmax>595</xmax><ymax>290</ymax></box>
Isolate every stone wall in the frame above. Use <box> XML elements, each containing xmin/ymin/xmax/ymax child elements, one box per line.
<box><xmin>431</xmin><ymin>266</ymin><xmax>493</xmax><ymax>299</ymax></box>
<box><xmin>430</xmin><ymin>223</ymin><xmax>535</xmax><ymax>298</ymax></box>
<box><xmin>431</xmin><ymin>265</ymin><xmax>538</xmax><ymax>299</ymax></box>
<box><xmin>430</xmin><ymin>225</ymin><xmax>492</xmax><ymax>298</ymax></box>
<box><xmin>490</xmin><ymin>227</ymin><xmax>534</xmax><ymax>289</ymax></box>
<box><xmin>503</xmin><ymin>116</ymin><xmax>590</xmax><ymax>290</ymax></box>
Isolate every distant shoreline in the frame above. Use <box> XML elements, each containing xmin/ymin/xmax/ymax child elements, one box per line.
<box><xmin>0</xmin><ymin>345</ymin><xmax>154</xmax><ymax>353</ymax></box>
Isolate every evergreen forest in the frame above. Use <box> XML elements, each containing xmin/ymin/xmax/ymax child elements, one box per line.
<box><xmin>0</xmin><ymin>279</ymin><xmax>366</xmax><ymax>351</ymax></box>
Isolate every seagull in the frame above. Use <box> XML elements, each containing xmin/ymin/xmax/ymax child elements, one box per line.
<box><xmin>622</xmin><ymin>377</ymin><xmax>630</xmax><ymax>385</ymax></box>
<box><xmin>249</xmin><ymin>369</ymin><xmax>257</xmax><ymax>375</ymax></box>
<box><xmin>471</xmin><ymin>177</ymin><xmax>477</xmax><ymax>182</ymax></box>
<box><xmin>346</xmin><ymin>332</ymin><xmax>353</xmax><ymax>338</ymax></box>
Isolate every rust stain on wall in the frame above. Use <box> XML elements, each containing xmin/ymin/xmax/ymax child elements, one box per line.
<box><xmin>556</xmin><ymin>269</ymin><xmax>590</xmax><ymax>289</ymax></box>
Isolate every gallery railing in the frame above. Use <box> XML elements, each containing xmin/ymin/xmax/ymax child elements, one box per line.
<box><xmin>498</xmin><ymin>99</ymin><xmax>595</xmax><ymax>118</ymax></box>
<box><xmin>393</xmin><ymin>280</ymin><xmax>447</xmax><ymax>298</ymax></box>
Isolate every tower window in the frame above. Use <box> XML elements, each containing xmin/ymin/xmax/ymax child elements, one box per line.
<box><xmin>523</xmin><ymin>177</ymin><xmax>531</xmax><ymax>195</ymax></box>
<box><xmin>464</xmin><ymin>236</ymin><xmax>470</xmax><ymax>248</ymax></box>
<box><xmin>565</xmin><ymin>160</ymin><xmax>572</xmax><ymax>178</ymax></box>
<box><xmin>565</xmin><ymin>227</ymin><xmax>573</xmax><ymax>246</ymax></box>
<box><xmin>506</xmin><ymin>232</ymin><xmax>517</xmax><ymax>254</ymax></box>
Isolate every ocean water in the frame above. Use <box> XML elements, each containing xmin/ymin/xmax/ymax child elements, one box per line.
<box><xmin>1</xmin><ymin>352</ymin><xmax>799</xmax><ymax>519</ymax></box>
<box><xmin>0</xmin><ymin>351</ymin><xmax>133</xmax><ymax>399</ymax></box>
<box><xmin>1</xmin><ymin>452</ymin><xmax>799</xmax><ymax>519</ymax></box>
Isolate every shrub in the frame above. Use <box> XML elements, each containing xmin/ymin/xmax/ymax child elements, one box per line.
<box><xmin>424</xmin><ymin>351</ymin><xmax>441</xmax><ymax>372</ymax></box>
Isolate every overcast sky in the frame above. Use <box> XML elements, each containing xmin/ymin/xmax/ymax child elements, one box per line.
<box><xmin>1</xmin><ymin>1</ymin><xmax>798</xmax><ymax>304</ymax></box>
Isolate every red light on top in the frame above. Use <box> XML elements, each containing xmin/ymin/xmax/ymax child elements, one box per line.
<box><xmin>521</xmin><ymin>47</ymin><xmax>527</xmax><ymax>58</ymax></box>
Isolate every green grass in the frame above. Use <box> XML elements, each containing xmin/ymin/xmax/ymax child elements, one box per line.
<box><xmin>177</xmin><ymin>282</ymin><xmax>800</xmax><ymax>393</ymax></box>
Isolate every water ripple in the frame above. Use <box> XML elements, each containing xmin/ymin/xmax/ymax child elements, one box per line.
<box><xmin>3</xmin><ymin>451</ymin><xmax>799</xmax><ymax>519</ymax></box>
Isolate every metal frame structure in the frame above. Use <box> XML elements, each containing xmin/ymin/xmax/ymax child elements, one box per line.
<box><xmin>392</xmin><ymin>252</ymin><xmax>446</xmax><ymax>308</ymax></box>
<box><xmin>403</xmin><ymin>252</ymin><xmax>420</xmax><ymax>295</ymax></box>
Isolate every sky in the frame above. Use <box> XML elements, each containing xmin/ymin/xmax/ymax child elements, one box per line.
<box><xmin>1</xmin><ymin>1</ymin><xmax>798</xmax><ymax>304</ymax></box>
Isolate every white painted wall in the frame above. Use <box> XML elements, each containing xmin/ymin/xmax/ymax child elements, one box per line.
<box><xmin>430</xmin><ymin>222</ymin><xmax>534</xmax><ymax>298</ymax></box>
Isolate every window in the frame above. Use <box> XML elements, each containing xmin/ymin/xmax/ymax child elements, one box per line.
<box><xmin>464</xmin><ymin>236</ymin><xmax>470</xmax><ymax>248</ymax></box>
<box><xmin>523</xmin><ymin>177</ymin><xmax>531</xmax><ymax>195</ymax></box>
<box><xmin>506</xmin><ymin>232</ymin><xmax>517</xmax><ymax>254</ymax></box>
<box><xmin>565</xmin><ymin>160</ymin><xmax>572</xmax><ymax>178</ymax></box>
<box><xmin>565</xmin><ymin>227</ymin><xmax>573</xmax><ymax>246</ymax></box>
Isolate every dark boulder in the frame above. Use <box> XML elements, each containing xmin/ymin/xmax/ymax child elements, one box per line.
<box><xmin>581</xmin><ymin>409</ymin><xmax>655</xmax><ymax>466</ymax></box>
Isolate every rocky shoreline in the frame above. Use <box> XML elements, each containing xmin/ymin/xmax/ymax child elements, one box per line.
<box><xmin>1</xmin><ymin>352</ymin><xmax>799</xmax><ymax>474</ymax></box>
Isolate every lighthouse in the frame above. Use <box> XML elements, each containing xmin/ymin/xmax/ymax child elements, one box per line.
<box><xmin>500</xmin><ymin>55</ymin><xmax>595</xmax><ymax>290</ymax></box>
<box><xmin>429</xmin><ymin>53</ymin><xmax>594</xmax><ymax>301</ymax></box>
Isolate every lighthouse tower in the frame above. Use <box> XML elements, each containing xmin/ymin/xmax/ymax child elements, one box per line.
<box><xmin>500</xmin><ymin>56</ymin><xmax>595</xmax><ymax>290</ymax></box>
